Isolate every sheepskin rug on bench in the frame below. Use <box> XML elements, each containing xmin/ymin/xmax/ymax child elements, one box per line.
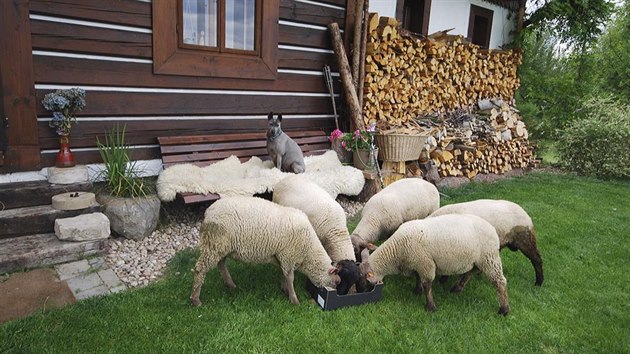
<box><xmin>157</xmin><ymin>150</ymin><xmax>366</xmax><ymax>202</ymax></box>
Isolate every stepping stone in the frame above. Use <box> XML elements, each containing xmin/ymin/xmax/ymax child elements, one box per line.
<box><xmin>52</xmin><ymin>192</ymin><xmax>98</xmax><ymax>211</ymax></box>
<box><xmin>47</xmin><ymin>165</ymin><xmax>88</xmax><ymax>185</ymax></box>
<box><xmin>55</xmin><ymin>213</ymin><xmax>110</xmax><ymax>242</ymax></box>
<box><xmin>55</xmin><ymin>259</ymin><xmax>90</xmax><ymax>281</ymax></box>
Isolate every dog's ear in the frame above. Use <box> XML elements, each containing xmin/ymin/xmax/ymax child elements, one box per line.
<box><xmin>267</xmin><ymin>112</ymin><xmax>273</xmax><ymax>120</ymax></box>
<box><xmin>277</xmin><ymin>114</ymin><xmax>282</xmax><ymax>122</ymax></box>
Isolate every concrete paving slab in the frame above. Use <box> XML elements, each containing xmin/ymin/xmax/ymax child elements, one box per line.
<box><xmin>66</xmin><ymin>272</ymin><xmax>102</xmax><ymax>295</ymax></box>
<box><xmin>55</xmin><ymin>259</ymin><xmax>90</xmax><ymax>281</ymax></box>
<box><xmin>74</xmin><ymin>284</ymin><xmax>109</xmax><ymax>300</ymax></box>
<box><xmin>97</xmin><ymin>269</ymin><xmax>125</xmax><ymax>289</ymax></box>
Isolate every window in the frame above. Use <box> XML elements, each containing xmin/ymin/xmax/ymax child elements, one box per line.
<box><xmin>400</xmin><ymin>0</ymin><xmax>431</xmax><ymax>35</ymax></box>
<box><xmin>467</xmin><ymin>5</ymin><xmax>493</xmax><ymax>49</ymax></box>
<box><xmin>153</xmin><ymin>0</ymin><xmax>278</xmax><ymax>79</ymax></box>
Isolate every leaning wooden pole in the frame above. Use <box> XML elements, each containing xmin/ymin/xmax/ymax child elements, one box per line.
<box><xmin>328</xmin><ymin>22</ymin><xmax>365</xmax><ymax>131</ymax></box>
<box><xmin>358</xmin><ymin>1</ymin><xmax>370</xmax><ymax>109</ymax></box>
<box><xmin>351</xmin><ymin>0</ymin><xmax>365</xmax><ymax>90</ymax></box>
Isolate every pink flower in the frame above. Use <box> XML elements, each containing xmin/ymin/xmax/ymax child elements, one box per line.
<box><xmin>341</xmin><ymin>141</ymin><xmax>347</xmax><ymax>149</ymax></box>
<box><xmin>329</xmin><ymin>129</ymin><xmax>343</xmax><ymax>142</ymax></box>
<box><xmin>353</xmin><ymin>130</ymin><xmax>360</xmax><ymax>138</ymax></box>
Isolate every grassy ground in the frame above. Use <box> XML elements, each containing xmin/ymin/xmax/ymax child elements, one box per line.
<box><xmin>1</xmin><ymin>172</ymin><xmax>629</xmax><ymax>353</ymax></box>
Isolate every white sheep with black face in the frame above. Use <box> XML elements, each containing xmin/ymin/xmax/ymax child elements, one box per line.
<box><xmin>350</xmin><ymin>178</ymin><xmax>440</xmax><ymax>255</ymax></box>
<box><xmin>273</xmin><ymin>174</ymin><xmax>355</xmax><ymax>262</ymax></box>
<box><xmin>429</xmin><ymin>199</ymin><xmax>543</xmax><ymax>287</ymax></box>
<box><xmin>359</xmin><ymin>214</ymin><xmax>510</xmax><ymax>315</ymax></box>
<box><xmin>190</xmin><ymin>196</ymin><xmax>355</xmax><ymax>306</ymax></box>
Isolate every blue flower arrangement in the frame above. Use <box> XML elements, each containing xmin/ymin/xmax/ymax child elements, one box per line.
<box><xmin>42</xmin><ymin>88</ymin><xmax>86</xmax><ymax>136</ymax></box>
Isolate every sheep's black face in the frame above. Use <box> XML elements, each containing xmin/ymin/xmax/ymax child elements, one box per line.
<box><xmin>335</xmin><ymin>260</ymin><xmax>360</xmax><ymax>295</ymax></box>
<box><xmin>355</xmin><ymin>274</ymin><xmax>375</xmax><ymax>293</ymax></box>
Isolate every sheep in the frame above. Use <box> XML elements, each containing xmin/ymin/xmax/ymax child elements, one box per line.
<box><xmin>429</xmin><ymin>199</ymin><xmax>543</xmax><ymax>287</ymax></box>
<box><xmin>350</xmin><ymin>178</ymin><xmax>440</xmax><ymax>255</ymax></box>
<box><xmin>190</xmin><ymin>196</ymin><xmax>355</xmax><ymax>306</ymax></box>
<box><xmin>272</xmin><ymin>174</ymin><xmax>355</xmax><ymax>262</ymax></box>
<box><xmin>358</xmin><ymin>214</ymin><xmax>510</xmax><ymax>315</ymax></box>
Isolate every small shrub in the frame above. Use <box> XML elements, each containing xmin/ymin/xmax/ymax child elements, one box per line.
<box><xmin>96</xmin><ymin>124</ymin><xmax>152</xmax><ymax>197</ymax></box>
<box><xmin>557</xmin><ymin>96</ymin><xmax>630</xmax><ymax>179</ymax></box>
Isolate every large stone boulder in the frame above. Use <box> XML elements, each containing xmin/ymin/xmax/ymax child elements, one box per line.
<box><xmin>97</xmin><ymin>194</ymin><xmax>160</xmax><ymax>241</ymax></box>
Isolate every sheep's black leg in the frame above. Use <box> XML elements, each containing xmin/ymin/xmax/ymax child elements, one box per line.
<box><xmin>519</xmin><ymin>230</ymin><xmax>544</xmax><ymax>286</ymax></box>
<box><xmin>422</xmin><ymin>281</ymin><xmax>437</xmax><ymax>312</ymax></box>
<box><xmin>413</xmin><ymin>272</ymin><xmax>423</xmax><ymax>295</ymax></box>
<box><xmin>218</xmin><ymin>257</ymin><xmax>236</xmax><ymax>289</ymax></box>
<box><xmin>451</xmin><ymin>269</ymin><xmax>476</xmax><ymax>293</ymax></box>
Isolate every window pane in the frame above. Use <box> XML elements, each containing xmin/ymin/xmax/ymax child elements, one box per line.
<box><xmin>225</xmin><ymin>0</ymin><xmax>256</xmax><ymax>51</ymax></box>
<box><xmin>182</xmin><ymin>0</ymin><xmax>217</xmax><ymax>47</ymax></box>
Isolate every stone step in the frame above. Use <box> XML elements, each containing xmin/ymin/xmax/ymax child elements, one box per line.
<box><xmin>0</xmin><ymin>180</ymin><xmax>93</xmax><ymax>210</ymax></box>
<box><xmin>0</xmin><ymin>233</ymin><xmax>108</xmax><ymax>274</ymax></box>
<box><xmin>0</xmin><ymin>204</ymin><xmax>102</xmax><ymax>240</ymax></box>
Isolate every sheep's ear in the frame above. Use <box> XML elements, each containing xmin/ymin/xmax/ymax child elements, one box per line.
<box><xmin>361</xmin><ymin>248</ymin><xmax>371</xmax><ymax>261</ymax></box>
<box><xmin>367</xmin><ymin>243</ymin><xmax>378</xmax><ymax>251</ymax></box>
<box><xmin>277</xmin><ymin>114</ymin><xmax>283</xmax><ymax>122</ymax></box>
<box><xmin>267</xmin><ymin>112</ymin><xmax>273</xmax><ymax>120</ymax></box>
<box><xmin>328</xmin><ymin>267</ymin><xmax>339</xmax><ymax>275</ymax></box>
<box><xmin>367</xmin><ymin>271</ymin><xmax>374</xmax><ymax>279</ymax></box>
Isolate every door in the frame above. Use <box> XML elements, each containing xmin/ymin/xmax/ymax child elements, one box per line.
<box><xmin>0</xmin><ymin>0</ymin><xmax>41</xmax><ymax>173</ymax></box>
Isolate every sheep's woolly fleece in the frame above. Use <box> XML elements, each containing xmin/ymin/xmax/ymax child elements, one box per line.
<box><xmin>157</xmin><ymin>150</ymin><xmax>365</xmax><ymax>202</ymax></box>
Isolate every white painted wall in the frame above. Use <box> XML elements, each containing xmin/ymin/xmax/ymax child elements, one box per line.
<box><xmin>368</xmin><ymin>0</ymin><xmax>515</xmax><ymax>49</ymax></box>
<box><xmin>368</xmin><ymin>0</ymin><xmax>397</xmax><ymax>18</ymax></box>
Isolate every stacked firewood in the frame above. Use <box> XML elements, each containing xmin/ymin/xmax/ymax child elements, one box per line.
<box><xmin>363</xmin><ymin>15</ymin><xmax>522</xmax><ymax>129</ymax></box>
<box><xmin>415</xmin><ymin>101</ymin><xmax>537</xmax><ymax>178</ymax></box>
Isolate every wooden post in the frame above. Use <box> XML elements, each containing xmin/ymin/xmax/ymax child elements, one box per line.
<box><xmin>328</xmin><ymin>22</ymin><xmax>365</xmax><ymax>131</ymax></box>
<box><xmin>351</xmin><ymin>0</ymin><xmax>365</xmax><ymax>90</ymax></box>
<box><xmin>358</xmin><ymin>0</ymin><xmax>369</xmax><ymax>109</ymax></box>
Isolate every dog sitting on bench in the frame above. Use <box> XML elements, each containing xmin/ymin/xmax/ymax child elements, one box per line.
<box><xmin>266</xmin><ymin>112</ymin><xmax>306</xmax><ymax>174</ymax></box>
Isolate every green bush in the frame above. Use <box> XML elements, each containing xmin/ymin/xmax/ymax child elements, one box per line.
<box><xmin>558</xmin><ymin>96</ymin><xmax>630</xmax><ymax>179</ymax></box>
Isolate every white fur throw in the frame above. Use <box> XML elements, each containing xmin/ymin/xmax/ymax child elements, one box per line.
<box><xmin>157</xmin><ymin>150</ymin><xmax>366</xmax><ymax>202</ymax></box>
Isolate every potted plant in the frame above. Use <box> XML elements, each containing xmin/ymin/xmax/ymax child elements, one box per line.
<box><xmin>95</xmin><ymin>124</ymin><xmax>160</xmax><ymax>241</ymax></box>
<box><xmin>329</xmin><ymin>124</ymin><xmax>378</xmax><ymax>171</ymax></box>
<box><xmin>41</xmin><ymin>87</ymin><xmax>86</xmax><ymax>167</ymax></box>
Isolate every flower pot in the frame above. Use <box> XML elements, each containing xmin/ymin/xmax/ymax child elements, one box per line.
<box><xmin>331</xmin><ymin>139</ymin><xmax>353</xmax><ymax>164</ymax></box>
<box><xmin>55</xmin><ymin>135</ymin><xmax>76</xmax><ymax>168</ymax></box>
<box><xmin>353</xmin><ymin>148</ymin><xmax>378</xmax><ymax>172</ymax></box>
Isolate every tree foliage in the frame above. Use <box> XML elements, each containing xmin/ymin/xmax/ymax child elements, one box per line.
<box><xmin>593</xmin><ymin>1</ymin><xmax>630</xmax><ymax>101</ymax></box>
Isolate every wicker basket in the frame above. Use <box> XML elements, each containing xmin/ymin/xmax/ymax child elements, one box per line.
<box><xmin>375</xmin><ymin>133</ymin><xmax>426</xmax><ymax>161</ymax></box>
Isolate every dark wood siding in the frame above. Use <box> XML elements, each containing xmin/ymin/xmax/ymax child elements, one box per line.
<box><xmin>29</xmin><ymin>0</ymin><xmax>348</xmax><ymax>167</ymax></box>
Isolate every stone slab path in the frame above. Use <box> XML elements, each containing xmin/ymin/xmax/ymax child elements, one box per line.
<box><xmin>55</xmin><ymin>257</ymin><xmax>126</xmax><ymax>300</ymax></box>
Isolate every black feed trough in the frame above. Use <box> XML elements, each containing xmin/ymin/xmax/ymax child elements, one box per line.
<box><xmin>306</xmin><ymin>280</ymin><xmax>384</xmax><ymax>310</ymax></box>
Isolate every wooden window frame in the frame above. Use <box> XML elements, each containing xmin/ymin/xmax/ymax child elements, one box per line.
<box><xmin>153</xmin><ymin>0</ymin><xmax>278</xmax><ymax>80</ymax></box>
<box><xmin>397</xmin><ymin>0</ymin><xmax>431</xmax><ymax>36</ymax></box>
<box><xmin>467</xmin><ymin>4</ymin><xmax>493</xmax><ymax>49</ymax></box>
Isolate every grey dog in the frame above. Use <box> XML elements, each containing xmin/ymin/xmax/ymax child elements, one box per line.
<box><xmin>266</xmin><ymin>112</ymin><xmax>305</xmax><ymax>173</ymax></box>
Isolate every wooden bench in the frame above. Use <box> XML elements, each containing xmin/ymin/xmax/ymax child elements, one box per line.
<box><xmin>158</xmin><ymin>130</ymin><xmax>331</xmax><ymax>204</ymax></box>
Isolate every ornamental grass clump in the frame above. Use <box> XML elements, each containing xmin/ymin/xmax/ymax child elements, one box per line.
<box><xmin>96</xmin><ymin>124</ymin><xmax>151</xmax><ymax>198</ymax></box>
<box><xmin>558</xmin><ymin>96</ymin><xmax>630</xmax><ymax>179</ymax></box>
<box><xmin>42</xmin><ymin>87</ymin><xmax>86</xmax><ymax>136</ymax></box>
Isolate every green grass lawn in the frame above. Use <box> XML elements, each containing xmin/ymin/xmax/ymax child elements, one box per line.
<box><xmin>1</xmin><ymin>172</ymin><xmax>629</xmax><ymax>353</ymax></box>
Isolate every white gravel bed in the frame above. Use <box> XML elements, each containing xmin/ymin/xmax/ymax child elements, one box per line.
<box><xmin>105</xmin><ymin>197</ymin><xmax>365</xmax><ymax>288</ymax></box>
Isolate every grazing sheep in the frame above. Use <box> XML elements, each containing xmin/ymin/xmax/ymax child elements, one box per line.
<box><xmin>359</xmin><ymin>214</ymin><xmax>510</xmax><ymax>315</ymax></box>
<box><xmin>350</xmin><ymin>178</ymin><xmax>440</xmax><ymax>254</ymax></box>
<box><xmin>429</xmin><ymin>199</ymin><xmax>543</xmax><ymax>286</ymax></box>
<box><xmin>272</xmin><ymin>174</ymin><xmax>355</xmax><ymax>263</ymax></box>
<box><xmin>190</xmin><ymin>196</ymin><xmax>353</xmax><ymax>306</ymax></box>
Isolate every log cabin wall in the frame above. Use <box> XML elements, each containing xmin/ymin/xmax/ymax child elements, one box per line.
<box><xmin>28</xmin><ymin>0</ymin><xmax>352</xmax><ymax>169</ymax></box>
